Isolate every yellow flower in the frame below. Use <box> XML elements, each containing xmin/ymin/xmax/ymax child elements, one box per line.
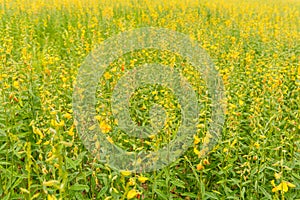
<box><xmin>286</xmin><ymin>181</ymin><xmax>296</xmax><ymax>188</ymax></box>
<box><xmin>259</xmin><ymin>135</ymin><xmax>266</xmax><ymax>139</ymax></box>
<box><xmin>121</xmin><ymin>170</ymin><xmax>131</xmax><ymax>177</ymax></box>
<box><xmin>128</xmin><ymin>178</ymin><xmax>136</xmax><ymax>186</ymax></box>
<box><xmin>104</xmin><ymin>72</ymin><xmax>112</xmax><ymax>80</ymax></box>
<box><xmin>230</xmin><ymin>139</ymin><xmax>237</xmax><ymax>148</ymax></box>
<box><xmin>32</xmin><ymin>126</ymin><xmax>44</xmax><ymax>139</ymax></box>
<box><xmin>138</xmin><ymin>176</ymin><xmax>149</xmax><ymax>183</ymax></box>
<box><xmin>58</xmin><ymin>120</ymin><xmax>65</xmax><ymax>127</ymax></box>
<box><xmin>271</xmin><ymin>180</ymin><xmax>276</xmax><ymax>187</ymax></box>
<box><xmin>52</xmin><ymin>119</ymin><xmax>65</xmax><ymax>128</ymax></box>
<box><xmin>196</xmin><ymin>163</ymin><xmax>204</xmax><ymax>170</ymax></box>
<box><xmin>20</xmin><ymin>188</ymin><xmax>30</xmax><ymax>194</ymax></box>
<box><xmin>272</xmin><ymin>180</ymin><xmax>296</xmax><ymax>193</ymax></box>
<box><xmin>94</xmin><ymin>115</ymin><xmax>102</xmax><ymax>121</ymax></box>
<box><xmin>148</xmin><ymin>134</ymin><xmax>156</xmax><ymax>140</ymax></box>
<box><xmin>63</xmin><ymin>113</ymin><xmax>72</xmax><ymax>119</ymax></box>
<box><xmin>193</xmin><ymin>135</ymin><xmax>200</xmax><ymax>144</ymax></box>
<box><xmin>106</xmin><ymin>136</ymin><xmax>114</xmax><ymax>144</ymax></box>
<box><xmin>62</xmin><ymin>77</ymin><xmax>68</xmax><ymax>83</ymax></box>
<box><xmin>4</xmin><ymin>82</ymin><xmax>10</xmax><ymax>89</ymax></box>
<box><xmin>47</xmin><ymin>194</ymin><xmax>57</xmax><ymax>200</ymax></box>
<box><xmin>31</xmin><ymin>193</ymin><xmax>40</xmax><ymax>199</ymax></box>
<box><xmin>197</xmin><ymin>124</ymin><xmax>205</xmax><ymax>128</ymax></box>
<box><xmin>68</xmin><ymin>125</ymin><xmax>75</xmax><ymax>136</ymax></box>
<box><xmin>111</xmin><ymin>67</ymin><xmax>117</xmax><ymax>72</ymax></box>
<box><xmin>193</xmin><ymin>147</ymin><xmax>200</xmax><ymax>156</ymax></box>
<box><xmin>43</xmin><ymin>180</ymin><xmax>59</xmax><ymax>187</ymax></box>
<box><xmin>239</xmin><ymin>99</ymin><xmax>244</xmax><ymax>106</ymax></box>
<box><xmin>102</xmin><ymin>6</ymin><xmax>114</xmax><ymax>19</ymax></box>
<box><xmin>36</xmin><ymin>139</ymin><xmax>42</xmax><ymax>145</ymax></box>
<box><xmin>278</xmin><ymin>182</ymin><xmax>288</xmax><ymax>192</ymax></box>
<box><xmin>13</xmin><ymin>80</ymin><xmax>20</xmax><ymax>89</ymax></box>
<box><xmin>127</xmin><ymin>189</ymin><xmax>138</xmax><ymax>199</ymax></box>
<box><xmin>100</xmin><ymin>121</ymin><xmax>112</xmax><ymax>133</ymax></box>
<box><xmin>152</xmin><ymin>90</ymin><xmax>158</xmax><ymax>95</ymax></box>
<box><xmin>42</xmin><ymin>167</ymin><xmax>48</xmax><ymax>174</ymax></box>
<box><xmin>203</xmin><ymin>158</ymin><xmax>210</xmax><ymax>165</ymax></box>
<box><xmin>274</xmin><ymin>172</ymin><xmax>282</xmax><ymax>180</ymax></box>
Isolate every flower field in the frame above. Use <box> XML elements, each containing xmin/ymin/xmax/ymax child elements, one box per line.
<box><xmin>0</xmin><ymin>0</ymin><xmax>299</xmax><ymax>199</ymax></box>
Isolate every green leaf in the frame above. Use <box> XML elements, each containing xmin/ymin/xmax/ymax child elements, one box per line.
<box><xmin>181</xmin><ymin>192</ymin><xmax>198</xmax><ymax>198</ymax></box>
<box><xmin>258</xmin><ymin>186</ymin><xmax>272</xmax><ymax>199</ymax></box>
<box><xmin>69</xmin><ymin>184</ymin><xmax>89</xmax><ymax>192</ymax></box>
<box><xmin>66</xmin><ymin>157</ymin><xmax>77</xmax><ymax>170</ymax></box>
<box><xmin>0</xmin><ymin>161</ymin><xmax>11</xmax><ymax>165</ymax></box>
<box><xmin>205</xmin><ymin>192</ymin><xmax>218</xmax><ymax>199</ymax></box>
<box><xmin>154</xmin><ymin>189</ymin><xmax>168</xmax><ymax>200</ymax></box>
<box><xmin>170</xmin><ymin>179</ymin><xmax>186</xmax><ymax>188</ymax></box>
<box><xmin>97</xmin><ymin>186</ymin><xmax>108</xmax><ymax>198</ymax></box>
<box><xmin>2</xmin><ymin>192</ymin><xmax>11</xmax><ymax>200</ymax></box>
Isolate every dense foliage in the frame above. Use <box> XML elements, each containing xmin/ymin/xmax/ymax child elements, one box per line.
<box><xmin>0</xmin><ymin>0</ymin><xmax>299</xmax><ymax>199</ymax></box>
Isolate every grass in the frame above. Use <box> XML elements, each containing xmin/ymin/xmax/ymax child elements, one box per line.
<box><xmin>0</xmin><ymin>0</ymin><xmax>299</xmax><ymax>199</ymax></box>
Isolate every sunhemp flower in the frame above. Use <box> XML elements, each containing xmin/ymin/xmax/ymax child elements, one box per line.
<box><xmin>197</xmin><ymin>163</ymin><xmax>204</xmax><ymax>170</ymax></box>
<box><xmin>63</xmin><ymin>113</ymin><xmax>72</xmax><ymax>119</ymax></box>
<box><xmin>193</xmin><ymin>135</ymin><xmax>200</xmax><ymax>144</ymax></box>
<box><xmin>127</xmin><ymin>189</ymin><xmax>139</xmax><ymax>199</ymax></box>
<box><xmin>271</xmin><ymin>180</ymin><xmax>296</xmax><ymax>193</ymax></box>
<box><xmin>203</xmin><ymin>158</ymin><xmax>210</xmax><ymax>165</ymax></box>
<box><xmin>138</xmin><ymin>176</ymin><xmax>149</xmax><ymax>183</ymax></box>
<box><xmin>128</xmin><ymin>178</ymin><xmax>136</xmax><ymax>186</ymax></box>
<box><xmin>120</xmin><ymin>170</ymin><xmax>131</xmax><ymax>177</ymax></box>
<box><xmin>99</xmin><ymin>121</ymin><xmax>112</xmax><ymax>133</ymax></box>
<box><xmin>104</xmin><ymin>72</ymin><xmax>112</xmax><ymax>80</ymax></box>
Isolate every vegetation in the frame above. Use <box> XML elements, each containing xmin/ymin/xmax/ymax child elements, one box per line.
<box><xmin>0</xmin><ymin>0</ymin><xmax>299</xmax><ymax>199</ymax></box>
